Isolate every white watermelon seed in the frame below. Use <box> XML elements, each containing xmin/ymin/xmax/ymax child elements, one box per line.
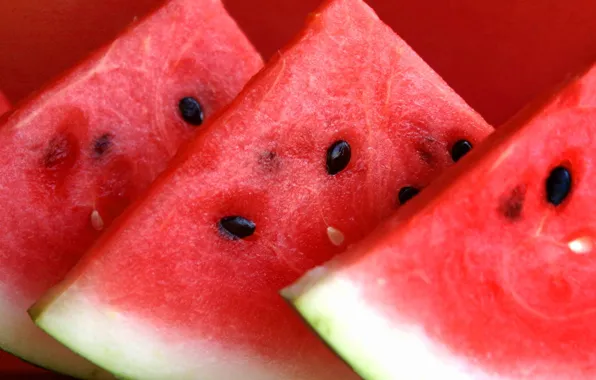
<box><xmin>91</xmin><ymin>210</ymin><xmax>105</xmax><ymax>231</ymax></box>
<box><xmin>327</xmin><ymin>226</ymin><xmax>345</xmax><ymax>246</ymax></box>
<box><xmin>568</xmin><ymin>236</ymin><xmax>593</xmax><ymax>255</ymax></box>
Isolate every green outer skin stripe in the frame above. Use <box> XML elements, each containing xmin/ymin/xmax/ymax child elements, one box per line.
<box><xmin>32</xmin><ymin>305</ymin><xmax>123</xmax><ymax>380</ymax></box>
<box><xmin>282</xmin><ymin>277</ymin><xmax>386</xmax><ymax>380</ymax></box>
<box><xmin>32</xmin><ymin>288</ymin><xmax>285</xmax><ymax>380</ymax></box>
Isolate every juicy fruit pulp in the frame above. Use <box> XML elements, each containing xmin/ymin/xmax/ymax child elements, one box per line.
<box><xmin>286</xmin><ymin>64</ymin><xmax>596</xmax><ymax>379</ymax></box>
<box><xmin>0</xmin><ymin>0</ymin><xmax>262</xmax><ymax>377</ymax></box>
<box><xmin>225</xmin><ymin>0</ymin><xmax>596</xmax><ymax>125</ymax></box>
<box><xmin>31</xmin><ymin>0</ymin><xmax>492</xmax><ymax>378</ymax></box>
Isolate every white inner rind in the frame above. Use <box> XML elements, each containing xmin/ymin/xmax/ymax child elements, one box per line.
<box><xmin>0</xmin><ymin>284</ymin><xmax>110</xmax><ymax>379</ymax></box>
<box><xmin>33</xmin><ymin>287</ymin><xmax>285</xmax><ymax>380</ymax></box>
<box><xmin>291</xmin><ymin>273</ymin><xmax>500</xmax><ymax>380</ymax></box>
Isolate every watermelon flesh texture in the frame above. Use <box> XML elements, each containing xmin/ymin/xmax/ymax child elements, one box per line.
<box><xmin>31</xmin><ymin>0</ymin><xmax>492</xmax><ymax>378</ymax></box>
<box><xmin>0</xmin><ymin>0</ymin><xmax>262</xmax><ymax>377</ymax></box>
<box><xmin>224</xmin><ymin>0</ymin><xmax>596</xmax><ymax>126</ymax></box>
<box><xmin>285</xmin><ymin>63</ymin><xmax>596</xmax><ymax>379</ymax></box>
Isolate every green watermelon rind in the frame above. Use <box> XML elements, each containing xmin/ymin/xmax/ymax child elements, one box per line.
<box><xmin>30</xmin><ymin>291</ymin><xmax>131</xmax><ymax>379</ymax></box>
<box><xmin>282</xmin><ymin>268</ymin><xmax>386</xmax><ymax>379</ymax></box>
<box><xmin>282</xmin><ymin>268</ymin><xmax>487</xmax><ymax>380</ymax></box>
<box><xmin>32</xmin><ymin>289</ymin><xmax>193</xmax><ymax>380</ymax></box>
<box><xmin>31</xmin><ymin>287</ymin><xmax>286</xmax><ymax>380</ymax></box>
<box><xmin>0</xmin><ymin>287</ymin><xmax>112</xmax><ymax>379</ymax></box>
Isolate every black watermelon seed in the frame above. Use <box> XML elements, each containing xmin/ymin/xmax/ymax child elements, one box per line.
<box><xmin>451</xmin><ymin>140</ymin><xmax>473</xmax><ymax>162</ymax></box>
<box><xmin>326</xmin><ymin>140</ymin><xmax>351</xmax><ymax>175</ymax></box>
<box><xmin>178</xmin><ymin>97</ymin><xmax>204</xmax><ymax>126</ymax></box>
<box><xmin>93</xmin><ymin>133</ymin><xmax>113</xmax><ymax>157</ymax></box>
<box><xmin>398</xmin><ymin>186</ymin><xmax>420</xmax><ymax>205</ymax></box>
<box><xmin>218</xmin><ymin>216</ymin><xmax>256</xmax><ymax>240</ymax></box>
<box><xmin>546</xmin><ymin>166</ymin><xmax>572</xmax><ymax>206</ymax></box>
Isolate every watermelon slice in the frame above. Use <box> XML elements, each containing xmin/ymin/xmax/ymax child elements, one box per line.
<box><xmin>0</xmin><ymin>0</ymin><xmax>262</xmax><ymax>377</ymax></box>
<box><xmin>31</xmin><ymin>0</ymin><xmax>492</xmax><ymax>378</ymax></box>
<box><xmin>225</xmin><ymin>0</ymin><xmax>596</xmax><ymax>125</ymax></box>
<box><xmin>284</xmin><ymin>63</ymin><xmax>596</xmax><ymax>379</ymax></box>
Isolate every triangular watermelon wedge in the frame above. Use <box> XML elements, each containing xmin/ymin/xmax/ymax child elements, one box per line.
<box><xmin>284</xmin><ymin>63</ymin><xmax>596</xmax><ymax>379</ymax></box>
<box><xmin>0</xmin><ymin>0</ymin><xmax>262</xmax><ymax>377</ymax></box>
<box><xmin>31</xmin><ymin>0</ymin><xmax>492</xmax><ymax>378</ymax></box>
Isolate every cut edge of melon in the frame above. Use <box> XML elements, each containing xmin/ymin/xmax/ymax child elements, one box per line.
<box><xmin>31</xmin><ymin>286</ymin><xmax>284</xmax><ymax>380</ymax></box>
<box><xmin>32</xmin><ymin>288</ymin><xmax>190</xmax><ymax>380</ymax></box>
<box><xmin>282</xmin><ymin>269</ymin><xmax>496</xmax><ymax>380</ymax></box>
<box><xmin>0</xmin><ymin>284</ymin><xmax>111</xmax><ymax>379</ymax></box>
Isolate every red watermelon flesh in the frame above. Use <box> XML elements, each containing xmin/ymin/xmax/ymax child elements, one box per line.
<box><xmin>31</xmin><ymin>0</ymin><xmax>492</xmax><ymax>378</ymax></box>
<box><xmin>0</xmin><ymin>0</ymin><xmax>262</xmax><ymax>377</ymax></box>
<box><xmin>224</xmin><ymin>0</ymin><xmax>596</xmax><ymax>126</ymax></box>
<box><xmin>285</xmin><ymin>63</ymin><xmax>596</xmax><ymax>379</ymax></box>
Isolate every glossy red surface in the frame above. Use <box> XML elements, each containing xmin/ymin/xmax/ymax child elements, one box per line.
<box><xmin>29</xmin><ymin>1</ymin><xmax>490</xmax><ymax>378</ymax></box>
<box><xmin>0</xmin><ymin>0</ymin><xmax>261</xmax><ymax>376</ymax></box>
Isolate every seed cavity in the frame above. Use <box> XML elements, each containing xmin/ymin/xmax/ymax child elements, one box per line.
<box><xmin>43</xmin><ymin>132</ymin><xmax>78</xmax><ymax>170</ymax></box>
<box><xmin>90</xmin><ymin>210</ymin><xmax>105</xmax><ymax>231</ymax></box>
<box><xmin>218</xmin><ymin>216</ymin><xmax>256</xmax><ymax>240</ymax></box>
<box><xmin>416</xmin><ymin>147</ymin><xmax>435</xmax><ymax>165</ymax></box>
<box><xmin>451</xmin><ymin>140</ymin><xmax>473</xmax><ymax>162</ymax></box>
<box><xmin>326</xmin><ymin>226</ymin><xmax>345</xmax><ymax>246</ymax></box>
<box><xmin>258</xmin><ymin>151</ymin><xmax>280</xmax><ymax>172</ymax></box>
<box><xmin>93</xmin><ymin>133</ymin><xmax>113</xmax><ymax>157</ymax></box>
<box><xmin>498</xmin><ymin>184</ymin><xmax>527</xmax><ymax>221</ymax></box>
<box><xmin>326</xmin><ymin>140</ymin><xmax>351</xmax><ymax>175</ymax></box>
<box><xmin>178</xmin><ymin>97</ymin><xmax>204</xmax><ymax>126</ymax></box>
<box><xmin>546</xmin><ymin>166</ymin><xmax>572</xmax><ymax>206</ymax></box>
<box><xmin>398</xmin><ymin>186</ymin><xmax>420</xmax><ymax>205</ymax></box>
